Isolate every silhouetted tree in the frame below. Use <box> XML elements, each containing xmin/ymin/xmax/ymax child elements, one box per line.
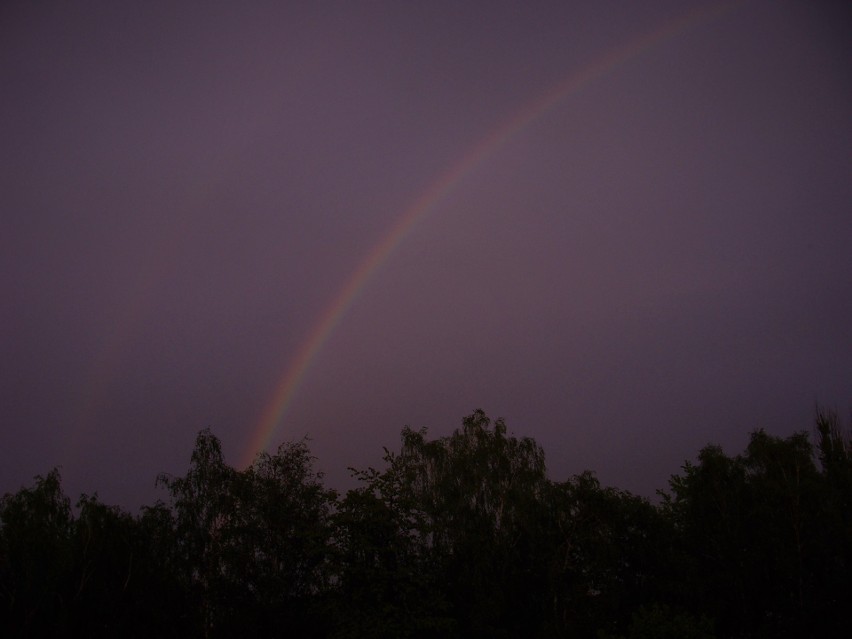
<box><xmin>811</xmin><ymin>408</ymin><xmax>852</xmax><ymax>634</ymax></box>
<box><xmin>339</xmin><ymin>410</ymin><xmax>553</xmax><ymax>637</ymax></box>
<box><xmin>599</xmin><ymin>603</ymin><xmax>714</xmax><ymax>639</ymax></box>
<box><xmin>662</xmin><ymin>422</ymin><xmax>848</xmax><ymax>638</ymax></box>
<box><xmin>226</xmin><ymin>440</ymin><xmax>337</xmax><ymax>637</ymax></box>
<box><xmin>661</xmin><ymin>443</ymin><xmax>751</xmax><ymax>635</ymax></box>
<box><xmin>157</xmin><ymin>429</ymin><xmax>233</xmax><ymax>635</ymax></box>
<box><xmin>0</xmin><ymin>469</ymin><xmax>73</xmax><ymax>637</ymax></box>
<box><xmin>546</xmin><ymin>472</ymin><xmax>670</xmax><ymax>638</ymax></box>
<box><xmin>3</xmin><ymin>405</ymin><xmax>851</xmax><ymax>638</ymax></box>
<box><xmin>158</xmin><ymin>429</ymin><xmax>337</xmax><ymax>637</ymax></box>
<box><xmin>332</xmin><ymin>463</ymin><xmax>453</xmax><ymax>638</ymax></box>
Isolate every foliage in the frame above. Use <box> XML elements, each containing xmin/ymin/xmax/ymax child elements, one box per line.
<box><xmin>156</xmin><ymin>429</ymin><xmax>337</xmax><ymax>637</ymax></box>
<box><xmin>661</xmin><ymin>419</ymin><xmax>850</xmax><ymax>637</ymax></box>
<box><xmin>548</xmin><ymin>472</ymin><xmax>670</xmax><ymax>637</ymax></box>
<box><xmin>2</xmin><ymin>407</ymin><xmax>850</xmax><ymax>637</ymax></box>
<box><xmin>598</xmin><ymin>603</ymin><xmax>715</xmax><ymax>639</ymax></box>
<box><xmin>0</xmin><ymin>469</ymin><xmax>72</xmax><ymax>636</ymax></box>
<box><xmin>335</xmin><ymin>409</ymin><xmax>552</xmax><ymax>637</ymax></box>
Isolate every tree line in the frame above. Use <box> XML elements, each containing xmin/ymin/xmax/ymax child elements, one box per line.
<box><xmin>1</xmin><ymin>408</ymin><xmax>849</xmax><ymax>638</ymax></box>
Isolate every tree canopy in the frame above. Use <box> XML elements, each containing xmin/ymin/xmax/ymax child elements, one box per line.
<box><xmin>1</xmin><ymin>408</ymin><xmax>849</xmax><ymax>637</ymax></box>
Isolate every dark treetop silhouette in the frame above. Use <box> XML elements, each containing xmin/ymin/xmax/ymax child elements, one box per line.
<box><xmin>2</xmin><ymin>408</ymin><xmax>849</xmax><ymax>638</ymax></box>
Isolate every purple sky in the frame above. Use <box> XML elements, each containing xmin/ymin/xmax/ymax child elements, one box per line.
<box><xmin>2</xmin><ymin>0</ymin><xmax>851</xmax><ymax>510</ymax></box>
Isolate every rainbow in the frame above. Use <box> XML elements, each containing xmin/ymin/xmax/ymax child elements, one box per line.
<box><xmin>242</xmin><ymin>1</ymin><xmax>739</xmax><ymax>466</ymax></box>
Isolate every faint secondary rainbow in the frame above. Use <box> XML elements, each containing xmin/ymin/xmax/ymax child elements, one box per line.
<box><xmin>242</xmin><ymin>1</ymin><xmax>739</xmax><ymax>466</ymax></box>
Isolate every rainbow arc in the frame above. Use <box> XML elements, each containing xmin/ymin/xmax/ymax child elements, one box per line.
<box><xmin>242</xmin><ymin>1</ymin><xmax>739</xmax><ymax>467</ymax></box>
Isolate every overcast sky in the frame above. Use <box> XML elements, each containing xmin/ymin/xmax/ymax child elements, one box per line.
<box><xmin>2</xmin><ymin>0</ymin><xmax>851</xmax><ymax>510</ymax></box>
